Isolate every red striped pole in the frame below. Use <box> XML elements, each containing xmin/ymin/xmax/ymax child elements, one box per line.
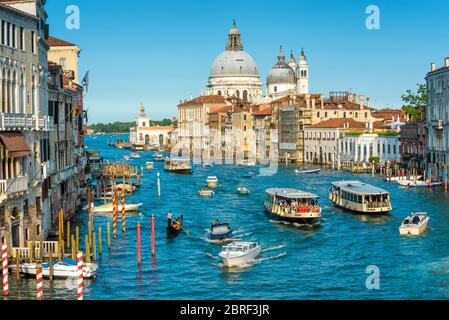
<box><xmin>113</xmin><ymin>193</ymin><xmax>117</xmax><ymax>240</ymax></box>
<box><xmin>121</xmin><ymin>188</ymin><xmax>126</xmax><ymax>234</ymax></box>
<box><xmin>137</xmin><ymin>223</ymin><xmax>141</xmax><ymax>267</ymax></box>
<box><xmin>36</xmin><ymin>264</ymin><xmax>43</xmax><ymax>300</ymax></box>
<box><xmin>151</xmin><ymin>215</ymin><xmax>156</xmax><ymax>257</ymax></box>
<box><xmin>77</xmin><ymin>252</ymin><xmax>84</xmax><ymax>300</ymax></box>
<box><xmin>2</xmin><ymin>243</ymin><xmax>8</xmax><ymax>296</ymax></box>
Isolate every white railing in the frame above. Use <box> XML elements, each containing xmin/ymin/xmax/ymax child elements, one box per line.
<box><xmin>35</xmin><ymin>115</ymin><xmax>54</xmax><ymax>131</ymax></box>
<box><xmin>0</xmin><ymin>113</ymin><xmax>34</xmax><ymax>131</ymax></box>
<box><xmin>0</xmin><ymin>176</ymin><xmax>29</xmax><ymax>199</ymax></box>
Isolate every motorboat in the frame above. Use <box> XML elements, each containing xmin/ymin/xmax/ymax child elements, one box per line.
<box><xmin>198</xmin><ymin>188</ymin><xmax>215</xmax><ymax>197</ymax></box>
<box><xmin>209</xmin><ymin>221</ymin><xmax>233</xmax><ymax>240</ymax></box>
<box><xmin>387</xmin><ymin>175</ymin><xmax>422</xmax><ymax>182</ymax></box>
<box><xmin>238</xmin><ymin>159</ymin><xmax>256</xmax><ymax>167</ymax></box>
<box><xmin>206</xmin><ymin>176</ymin><xmax>219</xmax><ymax>188</ymax></box>
<box><xmin>237</xmin><ymin>186</ymin><xmax>251</xmax><ymax>195</ymax></box>
<box><xmin>145</xmin><ymin>161</ymin><xmax>154</xmax><ymax>170</ymax></box>
<box><xmin>265</xmin><ymin>188</ymin><xmax>322</xmax><ymax>225</ymax></box>
<box><xmin>329</xmin><ymin>181</ymin><xmax>392</xmax><ymax>214</ymax></box>
<box><xmin>399</xmin><ymin>212</ymin><xmax>430</xmax><ymax>236</ymax></box>
<box><xmin>154</xmin><ymin>153</ymin><xmax>165</xmax><ymax>162</ymax></box>
<box><xmin>203</xmin><ymin>163</ymin><xmax>213</xmax><ymax>168</ymax></box>
<box><xmin>123</xmin><ymin>155</ymin><xmax>130</xmax><ymax>161</ymax></box>
<box><xmin>130</xmin><ymin>152</ymin><xmax>141</xmax><ymax>159</ymax></box>
<box><xmin>91</xmin><ymin>202</ymin><xmax>142</xmax><ymax>214</ymax></box>
<box><xmin>397</xmin><ymin>180</ymin><xmax>443</xmax><ymax>188</ymax></box>
<box><xmin>219</xmin><ymin>242</ymin><xmax>261</xmax><ymax>268</ymax></box>
<box><xmin>295</xmin><ymin>168</ymin><xmax>320</xmax><ymax>174</ymax></box>
<box><xmin>242</xmin><ymin>172</ymin><xmax>254</xmax><ymax>179</ymax></box>
<box><xmin>9</xmin><ymin>258</ymin><xmax>98</xmax><ymax>279</ymax></box>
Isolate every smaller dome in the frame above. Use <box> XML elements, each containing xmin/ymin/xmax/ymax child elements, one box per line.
<box><xmin>267</xmin><ymin>47</ymin><xmax>296</xmax><ymax>85</ymax></box>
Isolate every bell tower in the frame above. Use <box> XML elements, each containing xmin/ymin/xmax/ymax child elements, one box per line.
<box><xmin>297</xmin><ymin>49</ymin><xmax>309</xmax><ymax>94</ymax></box>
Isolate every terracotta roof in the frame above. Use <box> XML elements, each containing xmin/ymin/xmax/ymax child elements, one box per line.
<box><xmin>48</xmin><ymin>36</ymin><xmax>77</xmax><ymax>47</ymax></box>
<box><xmin>179</xmin><ymin>95</ymin><xmax>226</xmax><ymax>106</ymax></box>
<box><xmin>309</xmin><ymin>118</ymin><xmax>384</xmax><ymax>129</ymax></box>
<box><xmin>252</xmin><ymin>105</ymin><xmax>272</xmax><ymax>116</ymax></box>
<box><xmin>209</xmin><ymin>105</ymin><xmax>232</xmax><ymax>114</ymax></box>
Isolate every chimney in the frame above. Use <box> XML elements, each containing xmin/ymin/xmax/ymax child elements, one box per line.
<box><xmin>445</xmin><ymin>57</ymin><xmax>449</xmax><ymax>68</ymax></box>
<box><xmin>348</xmin><ymin>94</ymin><xmax>353</xmax><ymax>102</ymax></box>
<box><xmin>366</xmin><ymin>97</ymin><xmax>371</xmax><ymax>108</ymax></box>
<box><xmin>431</xmin><ymin>63</ymin><xmax>436</xmax><ymax>71</ymax></box>
<box><xmin>320</xmin><ymin>94</ymin><xmax>324</xmax><ymax>108</ymax></box>
<box><xmin>359</xmin><ymin>95</ymin><xmax>365</xmax><ymax>110</ymax></box>
<box><xmin>305</xmin><ymin>94</ymin><xmax>311</xmax><ymax>109</ymax></box>
<box><xmin>312</xmin><ymin>98</ymin><xmax>316</xmax><ymax>111</ymax></box>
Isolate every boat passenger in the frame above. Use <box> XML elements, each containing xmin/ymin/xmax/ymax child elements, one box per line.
<box><xmin>167</xmin><ymin>211</ymin><xmax>173</xmax><ymax>225</ymax></box>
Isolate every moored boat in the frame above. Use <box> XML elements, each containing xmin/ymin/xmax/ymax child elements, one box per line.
<box><xmin>329</xmin><ymin>181</ymin><xmax>392</xmax><ymax>214</ymax></box>
<box><xmin>219</xmin><ymin>242</ymin><xmax>261</xmax><ymax>268</ymax></box>
<box><xmin>206</xmin><ymin>176</ymin><xmax>219</xmax><ymax>188</ymax></box>
<box><xmin>238</xmin><ymin>159</ymin><xmax>256</xmax><ymax>167</ymax></box>
<box><xmin>9</xmin><ymin>258</ymin><xmax>98</xmax><ymax>279</ymax></box>
<box><xmin>164</xmin><ymin>158</ymin><xmax>192</xmax><ymax>174</ymax></box>
<box><xmin>198</xmin><ymin>188</ymin><xmax>215</xmax><ymax>197</ymax></box>
<box><xmin>264</xmin><ymin>188</ymin><xmax>321</xmax><ymax>225</ymax></box>
<box><xmin>399</xmin><ymin>212</ymin><xmax>430</xmax><ymax>236</ymax></box>
<box><xmin>210</xmin><ymin>221</ymin><xmax>233</xmax><ymax>240</ymax></box>
<box><xmin>91</xmin><ymin>202</ymin><xmax>142</xmax><ymax>214</ymax></box>
<box><xmin>397</xmin><ymin>179</ymin><xmax>443</xmax><ymax>188</ymax></box>
<box><xmin>123</xmin><ymin>155</ymin><xmax>130</xmax><ymax>161</ymax></box>
<box><xmin>154</xmin><ymin>152</ymin><xmax>165</xmax><ymax>162</ymax></box>
<box><xmin>295</xmin><ymin>168</ymin><xmax>320</xmax><ymax>174</ymax></box>
<box><xmin>237</xmin><ymin>186</ymin><xmax>251</xmax><ymax>195</ymax></box>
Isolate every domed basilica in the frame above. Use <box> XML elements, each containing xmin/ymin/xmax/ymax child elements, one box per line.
<box><xmin>204</xmin><ymin>21</ymin><xmax>309</xmax><ymax>103</ymax></box>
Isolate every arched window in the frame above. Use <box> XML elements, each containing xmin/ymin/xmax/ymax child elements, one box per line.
<box><xmin>243</xmin><ymin>90</ymin><xmax>248</xmax><ymax>101</ymax></box>
<box><xmin>236</xmin><ymin>90</ymin><xmax>240</xmax><ymax>98</ymax></box>
<box><xmin>274</xmin><ymin>86</ymin><xmax>277</xmax><ymax>93</ymax></box>
<box><xmin>217</xmin><ymin>90</ymin><xmax>222</xmax><ymax>96</ymax></box>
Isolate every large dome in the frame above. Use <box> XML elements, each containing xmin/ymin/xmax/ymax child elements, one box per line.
<box><xmin>267</xmin><ymin>47</ymin><xmax>296</xmax><ymax>85</ymax></box>
<box><xmin>210</xmin><ymin>50</ymin><xmax>260</xmax><ymax>78</ymax></box>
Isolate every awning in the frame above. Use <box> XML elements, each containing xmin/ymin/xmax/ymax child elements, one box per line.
<box><xmin>0</xmin><ymin>133</ymin><xmax>31</xmax><ymax>158</ymax></box>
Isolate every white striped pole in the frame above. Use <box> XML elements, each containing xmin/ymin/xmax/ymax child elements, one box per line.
<box><xmin>2</xmin><ymin>243</ymin><xmax>9</xmax><ymax>296</ymax></box>
<box><xmin>36</xmin><ymin>264</ymin><xmax>43</xmax><ymax>300</ymax></box>
<box><xmin>77</xmin><ymin>251</ymin><xmax>84</xmax><ymax>300</ymax></box>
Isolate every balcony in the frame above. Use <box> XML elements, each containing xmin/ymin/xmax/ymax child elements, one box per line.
<box><xmin>57</xmin><ymin>166</ymin><xmax>76</xmax><ymax>183</ymax></box>
<box><xmin>0</xmin><ymin>113</ymin><xmax>34</xmax><ymax>131</ymax></box>
<box><xmin>0</xmin><ymin>176</ymin><xmax>28</xmax><ymax>203</ymax></box>
<box><xmin>0</xmin><ymin>113</ymin><xmax>54</xmax><ymax>132</ymax></box>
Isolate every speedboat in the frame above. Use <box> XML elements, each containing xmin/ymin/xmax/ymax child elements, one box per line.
<box><xmin>9</xmin><ymin>258</ymin><xmax>98</xmax><ymax>279</ymax></box>
<box><xmin>295</xmin><ymin>168</ymin><xmax>320</xmax><ymax>174</ymax></box>
<box><xmin>198</xmin><ymin>188</ymin><xmax>215</xmax><ymax>197</ymax></box>
<box><xmin>145</xmin><ymin>161</ymin><xmax>154</xmax><ymax>170</ymax></box>
<box><xmin>203</xmin><ymin>163</ymin><xmax>213</xmax><ymax>168</ymax></box>
<box><xmin>123</xmin><ymin>155</ymin><xmax>130</xmax><ymax>161</ymax></box>
<box><xmin>242</xmin><ymin>172</ymin><xmax>254</xmax><ymax>179</ymax></box>
<box><xmin>219</xmin><ymin>242</ymin><xmax>261</xmax><ymax>268</ymax></box>
<box><xmin>210</xmin><ymin>221</ymin><xmax>233</xmax><ymax>240</ymax></box>
<box><xmin>206</xmin><ymin>176</ymin><xmax>219</xmax><ymax>188</ymax></box>
<box><xmin>130</xmin><ymin>152</ymin><xmax>141</xmax><ymax>159</ymax></box>
<box><xmin>399</xmin><ymin>212</ymin><xmax>430</xmax><ymax>236</ymax></box>
<box><xmin>91</xmin><ymin>202</ymin><xmax>142</xmax><ymax>214</ymax></box>
<box><xmin>237</xmin><ymin>186</ymin><xmax>251</xmax><ymax>195</ymax></box>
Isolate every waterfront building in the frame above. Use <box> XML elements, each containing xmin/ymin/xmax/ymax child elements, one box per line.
<box><xmin>252</xmin><ymin>104</ymin><xmax>273</xmax><ymax>161</ymax></box>
<box><xmin>400</xmin><ymin>120</ymin><xmax>426</xmax><ymax>171</ymax></box>
<box><xmin>129</xmin><ymin>105</ymin><xmax>174</xmax><ymax>149</ymax></box>
<box><xmin>426</xmin><ymin>57</ymin><xmax>449</xmax><ymax>179</ymax></box>
<box><xmin>47</xmin><ymin>36</ymin><xmax>81</xmax><ymax>83</ymax></box>
<box><xmin>0</xmin><ymin>0</ymin><xmax>52</xmax><ymax>248</ymax></box>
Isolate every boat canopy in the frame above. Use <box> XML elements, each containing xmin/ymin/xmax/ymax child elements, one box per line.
<box><xmin>265</xmin><ymin>188</ymin><xmax>319</xmax><ymax>199</ymax></box>
<box><xmin>331</xmin><ymin>181</ymin><xmax>389</xmax><ymax>195</ymax></box>
<box><xmin>165</xmin><ymin>158</ymin><xmax>190</xmax><ymax>163</ymax></box>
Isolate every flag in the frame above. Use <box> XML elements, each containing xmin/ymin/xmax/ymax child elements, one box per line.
<box><xmin>81</xmin><ymin>71</ymin><xmax>89</xmax><ymax>92</ymax></box>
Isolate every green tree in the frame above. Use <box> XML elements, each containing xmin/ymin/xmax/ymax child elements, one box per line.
<box><xmin>401</xmin><ymin>83</ymin><xmax>427</xmax><ymax>122</ymax></box>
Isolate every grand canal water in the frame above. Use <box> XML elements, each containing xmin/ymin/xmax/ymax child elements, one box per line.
<box><xmin>5</xmin><ymin>134</ymin><xmax>449</xmax><ymax>300</ymax></box>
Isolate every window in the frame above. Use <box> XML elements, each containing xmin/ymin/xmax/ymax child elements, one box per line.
<box><xmin>1</xmin><ymin>21</ymin><xmax>5</xmax><ymax>45</ymax></box>
<box><xmin>12</xmin><ymin>25</ymin><xmax>16</xmax><ymax>48</ymax></box>
<box><xmin>7</xmin><ymin>23</ymin><xmax>11</xmax><ymax>46</ymax></box>
<box><xmin>59</xmin><ymin>58</ymin><xmax>67</xmax><ymax>69</ymax></box>
<box><xmin>19</xmin><ymin>27</ymin><xmax>24</xmax><ymax>50</ymax></box>
<box><xmin>274</xmin><ymin>86</ymin><xmax>277</xmax><ymax>93</ymax></box>
<box><xmin>36</xmin><ymin>224</ymin><xmax>41</xmax><ymax>236</ymax></box>
<box><xmin>31</xmin><ymin>31</ymin><xmax>35</xmax><ymax>53</ymax></box>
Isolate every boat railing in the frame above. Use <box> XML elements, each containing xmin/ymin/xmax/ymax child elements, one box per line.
<box><xmin>366</xmin><ymin>201</ymin><xmax>390</xmax><ymax>209</ymax></box>
<box><xmin>273</xmin><ymin>204</ymin><xmax>320</xmax><ymax>215</ymax></box>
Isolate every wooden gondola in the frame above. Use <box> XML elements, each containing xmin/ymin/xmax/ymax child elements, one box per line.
<box><xmin>167</xmin><ymin>215</ymin><xmax>184</xmax><ymax>237</ymax></box>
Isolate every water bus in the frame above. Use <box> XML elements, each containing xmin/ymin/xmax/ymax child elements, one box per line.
<box><xmin>219</xmin><ymin>242</ymin><xmax>261</xmax><ymax>268</ymax></box>
<box><xmin>164</xmin><ymin>158</ymin><xmax>192</xmax><ymax>174</ymax></box>
<box><xmin>264</xmin><ymin>188</ymin><xmax>321</xmax><ymax>225</ymax></box>
<box><xmin>329</xmin><ymin>181</ymin><xmax>392</xmax><ymax>214</ymax></box>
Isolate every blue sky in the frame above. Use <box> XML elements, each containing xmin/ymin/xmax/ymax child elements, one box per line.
<box><xmin>46</xmin><ymin>0</ymin><xmax>449</xmax><ymax>124</ymax></box>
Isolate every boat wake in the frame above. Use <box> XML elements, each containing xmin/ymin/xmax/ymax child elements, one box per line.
<box><xmin>261</xmin><ymin>245</ymin><xmax>286</xmax><ymax>253</ymax></box>
<box><xmin>270</xmin><ymin>220</ymin><xmax>320</xmax><ymax>229</ymax></box>
<box><xmin>253</xmin><ymin>252</ymin><xmax>288</xmax><ymax>264</ymax></box>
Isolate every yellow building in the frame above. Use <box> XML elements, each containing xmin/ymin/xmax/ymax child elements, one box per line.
<box><xmin>48</xmin><ymin>36</ymin><xmax>81</xmax><ymax>83</ymax></box>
